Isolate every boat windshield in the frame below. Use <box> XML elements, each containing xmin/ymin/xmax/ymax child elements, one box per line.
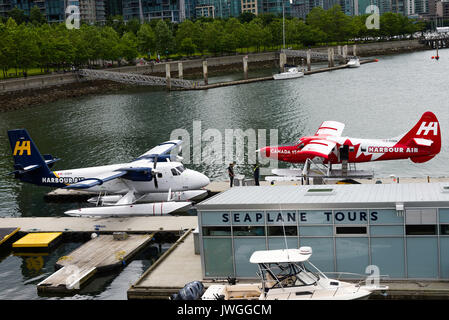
<box><xmin>261</xmin><ymin>262</ymin><xmax>319</xmax><ymax>288</ymax></box>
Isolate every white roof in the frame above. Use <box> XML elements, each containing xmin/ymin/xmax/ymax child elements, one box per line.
<box><xmin>250</xmin><ymin>248</ymin><xmax>312</xmax><ymax>264</ymax></box>
<box><xmin>198</xmin><ymin>183</ymin><xmax>449</xmax><ymax>210</ymax></box>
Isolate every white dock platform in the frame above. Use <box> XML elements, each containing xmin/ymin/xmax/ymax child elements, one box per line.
<box><xmin>0</xmin><ymin>216</ymin><xmax>197</xmax><ymax>233</ymax></box>
<box><xmin>128</xmin><ymin>229</ymin><xmax>203</xmax><ymax>299</ymax></box>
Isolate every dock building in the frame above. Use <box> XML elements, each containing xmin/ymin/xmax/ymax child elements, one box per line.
<box><xmin>197</xmin><ymin>183</ymin><xmax>449</xmax><ymax>280</ymax></box>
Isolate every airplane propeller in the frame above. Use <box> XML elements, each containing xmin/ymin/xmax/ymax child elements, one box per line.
<box><xmin>152</xmin><ymin>156</ymin><xmax>159</xmax><ymax>189</ymax></box>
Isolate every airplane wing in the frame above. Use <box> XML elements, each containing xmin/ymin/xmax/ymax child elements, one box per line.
<box><xmin>64</xmin><ymin>171</ymin><xmax>127</xmax><ymax>189</ymax></box>
<box><xmin>300</xmin><ymin>140</ymin><xmax>336</xmax><ymax>160</ymax></box>
<box><xmin>136</xmin><ymin>140</ymin><xmax>182</xmax><ymax>160</ymax></box>
<box><xmin>65</xmin><ymin>140</ymin><xmax>183</xmax><ymax>190</ymax></box>
<box><xmin>315</xmin><ymin>121</ymin><xmax>345</xmax><ymax>137</ymax></box>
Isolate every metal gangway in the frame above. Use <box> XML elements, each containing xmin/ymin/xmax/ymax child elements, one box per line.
<box><xmin>78</xmin><ymin>69</ymin><xmax>201</xmax><ymax>89</ymax></box>
<box><xmin>282</xmin><ymin>49</ymin><xmax>356</xmax><ymax>61</ymax></box>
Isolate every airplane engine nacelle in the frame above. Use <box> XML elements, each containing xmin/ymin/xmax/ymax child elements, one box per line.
<box><xmin>122</xmin><ymin>167</ymin><xmax>154</xmax><ymax>181</ymax></box>
<box><xmin>155</xmin><ymin>154</ymin><xmax>183</xmax><ymax>162</ymax></box>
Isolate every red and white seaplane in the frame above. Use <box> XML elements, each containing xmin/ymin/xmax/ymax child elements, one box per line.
<box><xmin>258</xmin><ymin>111</ymin><xmax>441</xmax><ymax>179</ymax></box>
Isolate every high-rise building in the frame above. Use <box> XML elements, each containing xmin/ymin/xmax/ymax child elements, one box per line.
<box><xmin>194</xmin><ymin>0</ymin><xmax>231</xmax><ymax>18</ymax></box>
<box><xmin>436</xmin><ymin>0</ymin><xmax>449</xmax><ymax>17</ymax></box>
<box><xmin>123</xmin><ymin>0</ymin><xmax>183</xmax><ymax>22</ymax></box>
<box><xmin>241</xmin><ymin>0</ymin><xmax>258</xmax><ymax>14</ymax></box>
<box><xmin>0</xmin><ymin>0</ymin><xmax>105</xmax><ymax>22</ymax></box>
<box><xmin>259</xmin><ymin>0</ymin><xmax>292</xmax><ymax>15</ymax></box>
<box><xmin>105</xmin><ymin>0</ymin><xmax>123</xmax><ymax>16</ymax></box>
<box><xmin>391</xmin><ymin>0</ymin><xmax>406</xmax><ymax>14</ymax></box>
<box><xmin>290</xmin><ymin>0</ymin><xmax>308</xmax><ymax>19</ymax></box>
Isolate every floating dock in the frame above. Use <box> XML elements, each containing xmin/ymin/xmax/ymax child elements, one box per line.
<box><xmin>0</xmin><ymin>216</ymin><xmax>197</xmax><ymax>233</ymax></box>
<box><xmin>0</xmin><ymin>227</ymin><xmax>20</xmax><ymax>249</ymax></box>
<box><xmin>12</xmin><ymin>232</ymin><xmax>62</xmax><ymax>252</ymax></box>
<box><xmin>180</xmin><ymin>59</ymin><xmax>378</xmax><ymax>91</ymax></box>
<box><xmin>37</xmin><ymin>232</ymin><xmax>155</xmax><ymax>294</ymax></box>
<box><xmin>128</xmin><ymin>229</ymin><xmax>203</xmax><ymax>299</ymax></box>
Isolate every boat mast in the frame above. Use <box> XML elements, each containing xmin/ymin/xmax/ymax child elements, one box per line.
<box><xmin>282</xmin><ymin>0</ymin><xmax>285</xmax><ymax>50</ymax></box>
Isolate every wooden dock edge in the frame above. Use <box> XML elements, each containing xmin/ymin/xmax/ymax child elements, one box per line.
<box><xmin>127</xmin><ymin>228</ymin><xmax>193</xmax><ymax>299</ymax></box>
<box><xmin>37</xmin><ymin>232</ymin><xmax>156</xmax><ymax>294</ymax></box>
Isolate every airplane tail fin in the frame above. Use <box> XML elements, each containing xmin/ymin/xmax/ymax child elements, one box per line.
<box><xmin>7</xmin><ymin>129</ymin><xmax>54</xmax><ymax>184</ymax></box>
<box><xmin>397</xmin><ymin>112</ymin><xmax>441</xmax><ymax>163</ymax></box>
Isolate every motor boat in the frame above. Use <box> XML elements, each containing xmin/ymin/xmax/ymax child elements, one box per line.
<box><xmin>273</xmin><ymin>67</ymin><xmax>304</xmax><ymax>80</ymax></box>
<box><xmin>347</xmin><ymin>57</ymin><xmax>360</xmax><ymax>68</ymax></box>
<box><xmin>201</xmin><ymin>247</ymin><xmax>388</xmax><ymax>300</ymax></box>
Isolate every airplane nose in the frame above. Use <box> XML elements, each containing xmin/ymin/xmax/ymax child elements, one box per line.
<box><xmin>257</xmin><ymin>147</ymin><xmax>271</xmax><ymax>158</ymax></box>
<box><xmin>187</xmin><ymin>170</ymin><xmax>210</xmax><ymax>189</ymax></box>
<box><xmin>199</xmin><ymin>172</ymin><xmax>210</xmax><ymax>188</ymax></box>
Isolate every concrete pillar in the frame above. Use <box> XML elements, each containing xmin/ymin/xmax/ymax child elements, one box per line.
<box><xmin>178</xmin><ymin>62</ymin><xmax>183</xmax><ymax>79</ymax></box>
<box><xmin>165</xmin><ymin>63</ymin><xmax>171</xmax><ymax>90</ymax></box>
<box><xmin>203</xmin><ymin>60</ymin><xmax>208</xmax><ymax>85</ymax></box>
<box><xmin>279</xmin><ymin>52</ymin><xmax>287</xmax><ymax>72</ymax></box>
<box><xmin>328</xmin><ymin>47</ymin><xmax>334</xmax><ymax>68</ymax></box>
<box><xmin>353</xmin><ymin>44</ymin><xmax>357</xmax><ymax>56</ymax></box>
<box><xmin>243</xmin><ymin>56</ymin><xmax>248</xmax><ymax>80</ymax></box>
<box><xmin>337</xmin><ymin>45</ymin><xmax>342</xmax><ymax>56</ymax></box>
<box><xmin>306</xmin><ymin>49</ymin><xmax>311</xmax><ymax>71</ymax></box>
<box><xmin>343</xmin><ymin>45</ymin><xmax>348</xmax><ymax>59</ymax></box>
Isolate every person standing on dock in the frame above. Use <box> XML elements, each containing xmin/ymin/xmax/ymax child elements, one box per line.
<box><xmin>227</xmin><ymin>163</ymin><xmax>235</xmax><ymax>187</ymax></box>
<box><xmin>253</xmin><ymin>163</ymin><xmax>260</xmax><ymax>186</ymax></box>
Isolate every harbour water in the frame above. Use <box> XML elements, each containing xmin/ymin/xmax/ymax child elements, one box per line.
<box><xmin>2</xmin><ymin>50</ymin><xmax>449</xmax><ymax>218</ymax></box>
<box><xmin>0</xmin><ymin>49</ymin><xmax>449</xmax><ymax>299</ymax></box>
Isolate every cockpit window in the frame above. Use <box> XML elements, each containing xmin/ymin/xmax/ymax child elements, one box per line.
<box><xmin>176</xmin><ymin>165</ymin><xmax>185</xmax><ymax>173</ymax></box>
<box><xmin>171</xmin><ymin>168</ymin><xmax>179</xmax><ymax>176</ymax></box>
<box><xmin>297</xmin><ymin>143</ymin><xmax>304</xmax><ymax>150</ymax></box>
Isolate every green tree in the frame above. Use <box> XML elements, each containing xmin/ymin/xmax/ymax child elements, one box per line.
<box><xmin>221</xmin><ymin>33</ymin><xmax>238</xmax><ymax>53</ymax></box>
<box><xmin>192</xmin><ymin>21</ymin><xmax>206</xmax><ymax>54</ymax></box>
<box><xmin>81</xmin><ymin>25</ymin><xmax>103</xmax><ymax>66</ymax></box>
<box><xmin>239</xmin><ymin>12</ymin><xmax>256</xmax><ymax>24</ymax></box>
<box><xmin>126</xmin><ymin>18</ymin><xmax>141</xmax><ymax>35</ymax></box>
<box><xmin>9</xmin><ymin>23</ymin><xmax>40</xmax><ymax>75</ymax></box>
<box><xmin>99</xmin><ymin>26</ymin><xmax>121</xmax><ymax>64</ymax></box>
<box><xmin>246</xmin><ymin>18</ymin><xmax>265</xmax><ymax>52</ymax></box>
<box><xmin>179</xmin><ymin>37</ymin><xmax>196</xmax><ymax>56</ymax></box>
<box><xmin>175</xmin><ymin>20</ymin><xmax>196</xmax><ymax>52</ymax></box>
<box><xmin>268</xmin><ymin>18</ymin><xmax>283</xmax><ymax>48</ymax></box>
<box><xmin>0</xmin><ymin>20</ymin><xmax>14</xmax><ymax>77</ymax></box>
<box><xmin>118</xmin><ymin>31</ymin><xmax>138</xmax><ymax>63</ymax></box>
<box><xmin>380</xmin><ymin>13</ymin><xmax>401</xmax><ymax>38</ymax></box>
<box><xmin>8</xmin><ymin>7</ymin><xmax>27</xmax><ymax>25</ymax></box>
<box><xmin>69</xmin><ymin>28</ymin><xmax>90</xmax><ymax>68</ymax></box>
<box><xmin>106</xmin><ymin>15</ymin><xmax>126</xmax><ymax>36</ymax></box>
<box><xmin>137</xmin><ymin>23</ymin><xmax>156</xmax><ymax>57</ymax></box>
<box><xmin>30</xmin><ymin>6</ymin><xmax>46</xmax><ymax>25</ymax></box>
<box><xmin>154</xmin><ymin>20</ymin><xmax>174</xmax><ymax>57</ymax></box>
<box><xmin>204</xmin><ymin>20</ymin><xmax>224</xmax><ymax>54</ymax></box>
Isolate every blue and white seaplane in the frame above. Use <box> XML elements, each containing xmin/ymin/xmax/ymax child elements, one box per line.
<box><xmin>7</xmin><ymin>129</ymin><xmax>210</xmax><ymax>217</ymax></box>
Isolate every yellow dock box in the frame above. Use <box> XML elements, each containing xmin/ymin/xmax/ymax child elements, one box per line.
<box><xmin>13</xmin><ymin>232</ymin><xmax>62</xmax><ymax>250</ymax></box>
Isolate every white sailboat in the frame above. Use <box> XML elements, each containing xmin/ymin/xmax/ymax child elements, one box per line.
<box><xmin>201</xmin><ymin>247</ymin><xmax>388</xmax><ymax>300</ymax></box>
<box><xmin>347</xmin><ymin>57</ymin><xmax>361</xmax><ymax>68</ymax></box>
<box><xmin>273</xmin><ymin>67</ymin><xmax>304</xmax><ymax>80</ymax></box>
<box><xmin>273</xmin><ymin>0</ymin><xmax>304</xmax><ymax>81</ymax></box>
